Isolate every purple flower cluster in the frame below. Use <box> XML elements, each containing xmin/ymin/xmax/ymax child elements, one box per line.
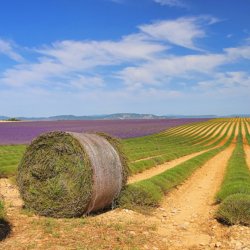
<box><xmin>0</xmin><ymin>119</ymin><xmax>209</xmax><ymax>145</ymax></box>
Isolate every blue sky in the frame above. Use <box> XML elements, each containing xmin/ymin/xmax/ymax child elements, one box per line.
<box><xmin>0</xmin><ymin>0</ymin><xmax>250</xmax><ymax>116</ymax></box>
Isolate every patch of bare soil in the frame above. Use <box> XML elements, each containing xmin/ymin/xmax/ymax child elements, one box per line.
<box><xmin>233</xmin><ymin>121</ymin><xmax>240</xmax><ymax>144</ymax></box>
<box><xmin>245</xmin><ymin>143</ymin><xmax>250</xmax><ymax>170</ymax></box>
<box><xmin>0</xmin><ymin>179</ymin><xmax>23</xmax><ymax>208</ymax></box>
<box><xmin>242</xmin><ymin>122</ymin><xmax>248</xmax><ymax>145</ymax></box>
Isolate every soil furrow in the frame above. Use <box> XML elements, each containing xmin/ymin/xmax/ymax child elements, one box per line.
<box><xmin>153</xmin><ymin>143</ymin><xmax>237</xmax><ymax>249</ymax></box>
<box><xmin>132</xmin><ymin>122</ymin><xmax>225</xmax><ymax>164</ymax></box>
<box><xmin>202</xmin><ymin>122</ymin><xmax>231</xmax><ymax>147</ymax></box>
<box><xmin>128</xmin><ymin>148</ymin><xmax>212</xmax><ymax>184</ymax></box>
<box><xmin>244</xmin><ymin>146</ymin><xmax>250</xmax><ymax>171</ymax></box>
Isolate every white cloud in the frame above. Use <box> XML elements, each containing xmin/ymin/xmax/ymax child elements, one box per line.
<box><xmin>197</xmin><ymin>71</ymin><xmax>250</xmax><ymax>90</ymax></box>
<box><xmin>118</xmin><ymin>53</ymin><xmax>228</xmax><ymax>87</ymax></box>
<box><xmin>139</xmin><ymin>16</ymin><xmax>216</xmax><ymax>50</ymax></box>
<box><xmin>154</xmin><ymin>0</ymin><xmax>186</xmax><ymax>8</ymax></box>
<box><xmin>69</xmin><ymin>75</ymin><xmax>105</xmax><ymax>89</ymax></box>
<box><xmin>39</xmin><ymin>34</ymin><xmax>166</xmax><ymax>65</ymax></box>
<box><xmin>224</xmin><ymin>45</ymin><xmax>250</xmax><ymax>60</ymax></box>
<box><xmin>1</xmin><ymin>61</ymin><xmax>67</xmax><ymax>87</ymax></box>
<box><xmin>1</xmin><ymin>32</ymin><xmax>167</xmax><ymax>88</ymax></box>
<box><xmin>0</xmin><ymin>39</ymin><xmax>23</xmax><ymax>62</ymax></box>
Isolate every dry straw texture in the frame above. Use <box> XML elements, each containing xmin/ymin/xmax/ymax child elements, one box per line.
<box><xmin>17</xmin><ymin>131</ymin><xmax>127</xmax><ymax>218</ymax></box>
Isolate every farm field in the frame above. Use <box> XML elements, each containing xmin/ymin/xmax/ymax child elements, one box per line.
<box><xmin>0</xmin><ymin>118</ymin><xmax>250</xmax><ymax>249</ymax></box>
<box><xmin>0</xmin><ymin>118</ymin><xmax>208</xmax><ymax>178</ymax></box>
<box><xmin>0</xmin><ymin>118</ymin><xmax>205</xmax><ymax>145</ymax></box>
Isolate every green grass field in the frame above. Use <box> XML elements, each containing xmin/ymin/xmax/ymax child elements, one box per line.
<box><xmin>0</xmin><ymin>145</ymin><xmax>26</xmax><ymax>178</ymax></box>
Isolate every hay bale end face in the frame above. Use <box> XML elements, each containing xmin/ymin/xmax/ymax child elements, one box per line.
<box><xmin>17</xmin><ymin>131</ymin><xmax>128</xmax><ymax>218</ymax></box>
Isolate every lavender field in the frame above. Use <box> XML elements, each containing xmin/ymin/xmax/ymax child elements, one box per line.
<box><xmin>0</xmin><ymin>119</ymin><xmax>209</xmax><ymax>145</ymax></box>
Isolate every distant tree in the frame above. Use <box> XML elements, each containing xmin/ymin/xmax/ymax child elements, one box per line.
<box><xmin>6</xmin><ymin>118</ymin><xmax>21</xmax><ymax>121</ymax></box>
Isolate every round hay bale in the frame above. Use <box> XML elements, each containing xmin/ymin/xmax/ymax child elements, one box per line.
<box><xmin>17</xmin><ymin>131</ymin><xmax>128</xmax><ymax>218</ymax></box>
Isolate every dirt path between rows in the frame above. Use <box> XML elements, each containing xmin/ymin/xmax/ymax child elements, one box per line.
<box><xmin>233</xmin><ymin>121</ymin><xmax>240</xmax><ymax>143</ymax></box>
<box><xmin>203</xmin><ymin>122</ymin><xmax>230</xmax><ymax>147</ymax></box>
<box><xmin>243</xmin><ymin>122</ymin><xmax>250</xmax><ymax>170</ymax></box>
<box><xmin>244</xmin><ymin>143</ymin><xmax>250</xmax><ymax>171</ymax></box>
<box><xmin>191</xmin><ymin>123</ymin><xmax>224</xmax><ymax>146</ymax></box>
<box><xmin>242</xmin><ymin>122</ymin><xmax>248</xmax><ymax>145</ymax></box>
<box><xmin>242</xmin><ymin>121</ymin><xmax>248</xmax><ymax>138</ymax></box>
<box><xmin>0</xmin><ymin>179</ymin><xmax>23</xmax><ymax>208</ymax></box>
<box><xmin>129</xmin><ymin>149</ymin><xmax>211</xmax><ymax>184</ymax></box>
<box><xmin>150</xmin><ymin>143</ymin><xmax>235</xmax><ymax>249</ymax></box>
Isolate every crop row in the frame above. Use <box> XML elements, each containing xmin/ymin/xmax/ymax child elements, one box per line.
<box><xmin>126</xmin><ymin>120</ymin><xmax>233</xmax><ymax>174</ymax></box>
<box><xmin>215</xmin><ymin>121</ymin><xmax>250</xmax><ymax>225</ymax></box>
<box><xmin>125</xmin><ymin>119</ymin><xmax>224</xmax><ymax>156</ymax></box>
<box><xmin>125</xmin><ymin>120</ymin><xmax>229</xmax><ymax>161</ymax></box>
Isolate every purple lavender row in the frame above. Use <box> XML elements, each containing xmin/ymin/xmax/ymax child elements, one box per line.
<box><xmin>0</xmin><ymin>119</ymin><xmax>210</xmax><ymax>145</ymax></box>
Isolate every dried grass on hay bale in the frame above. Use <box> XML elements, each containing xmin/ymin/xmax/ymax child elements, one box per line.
<box><xmin>17</xmin><ymin>131</ymin><xmax>128</xmax><ymax>218</ymax></box>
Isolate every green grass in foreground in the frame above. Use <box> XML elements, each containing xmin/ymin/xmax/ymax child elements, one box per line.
<box><xmin>117</xmin><ymin>122</ymin><xmax>236</xmax><ymax>212</ymax></box>
<box><xmin>0</xmin><ymin>145</ymin><xmax>26</xmax><ymax>178</ymax></box>
<box><xmin>0</xmin><ymin>200</ymin><xmax>11</xmax><ymax>241</ymax></box>
<box><xmin>0</xmin><ymin>201</ymin><xmax>5</xmax><ymax>220</ymax></box>
<box><xmin>215</xmin><ymin>123</ymin><xmax>250</xmax><ymax>226</ymax></box>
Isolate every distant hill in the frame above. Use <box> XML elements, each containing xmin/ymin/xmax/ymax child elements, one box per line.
<box><xmin>14</xmin><ymin>113</ymin><xmax>166</xmax><ymax>121</ymax></box>
<box><xmin>163</xmin><ymin>115</ymin><xmax>218</xmax><ymax>119</ymax></box>
<box><xmin>0</xmin><ymin>113</ymin><xmax>220</xmax><ymax>121</ymax></box>
<box><xmin>0</xmin><ymin>116</ymin><xmax>8</xmax><ymax>120</ymax></box>
<box><xmin>46</xmin><ymin>113</ymin><xmax>162</xmax><ymax>120</ymax></box>
<box><xmin>224</xmin><ymin>114</ymin><xmax>250</xmax><ymax>118</ymax></box>
<box><xmin>2</xmin><ymin>112</ymin><xmax>249</xmax><ymax>121</ymax></box>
